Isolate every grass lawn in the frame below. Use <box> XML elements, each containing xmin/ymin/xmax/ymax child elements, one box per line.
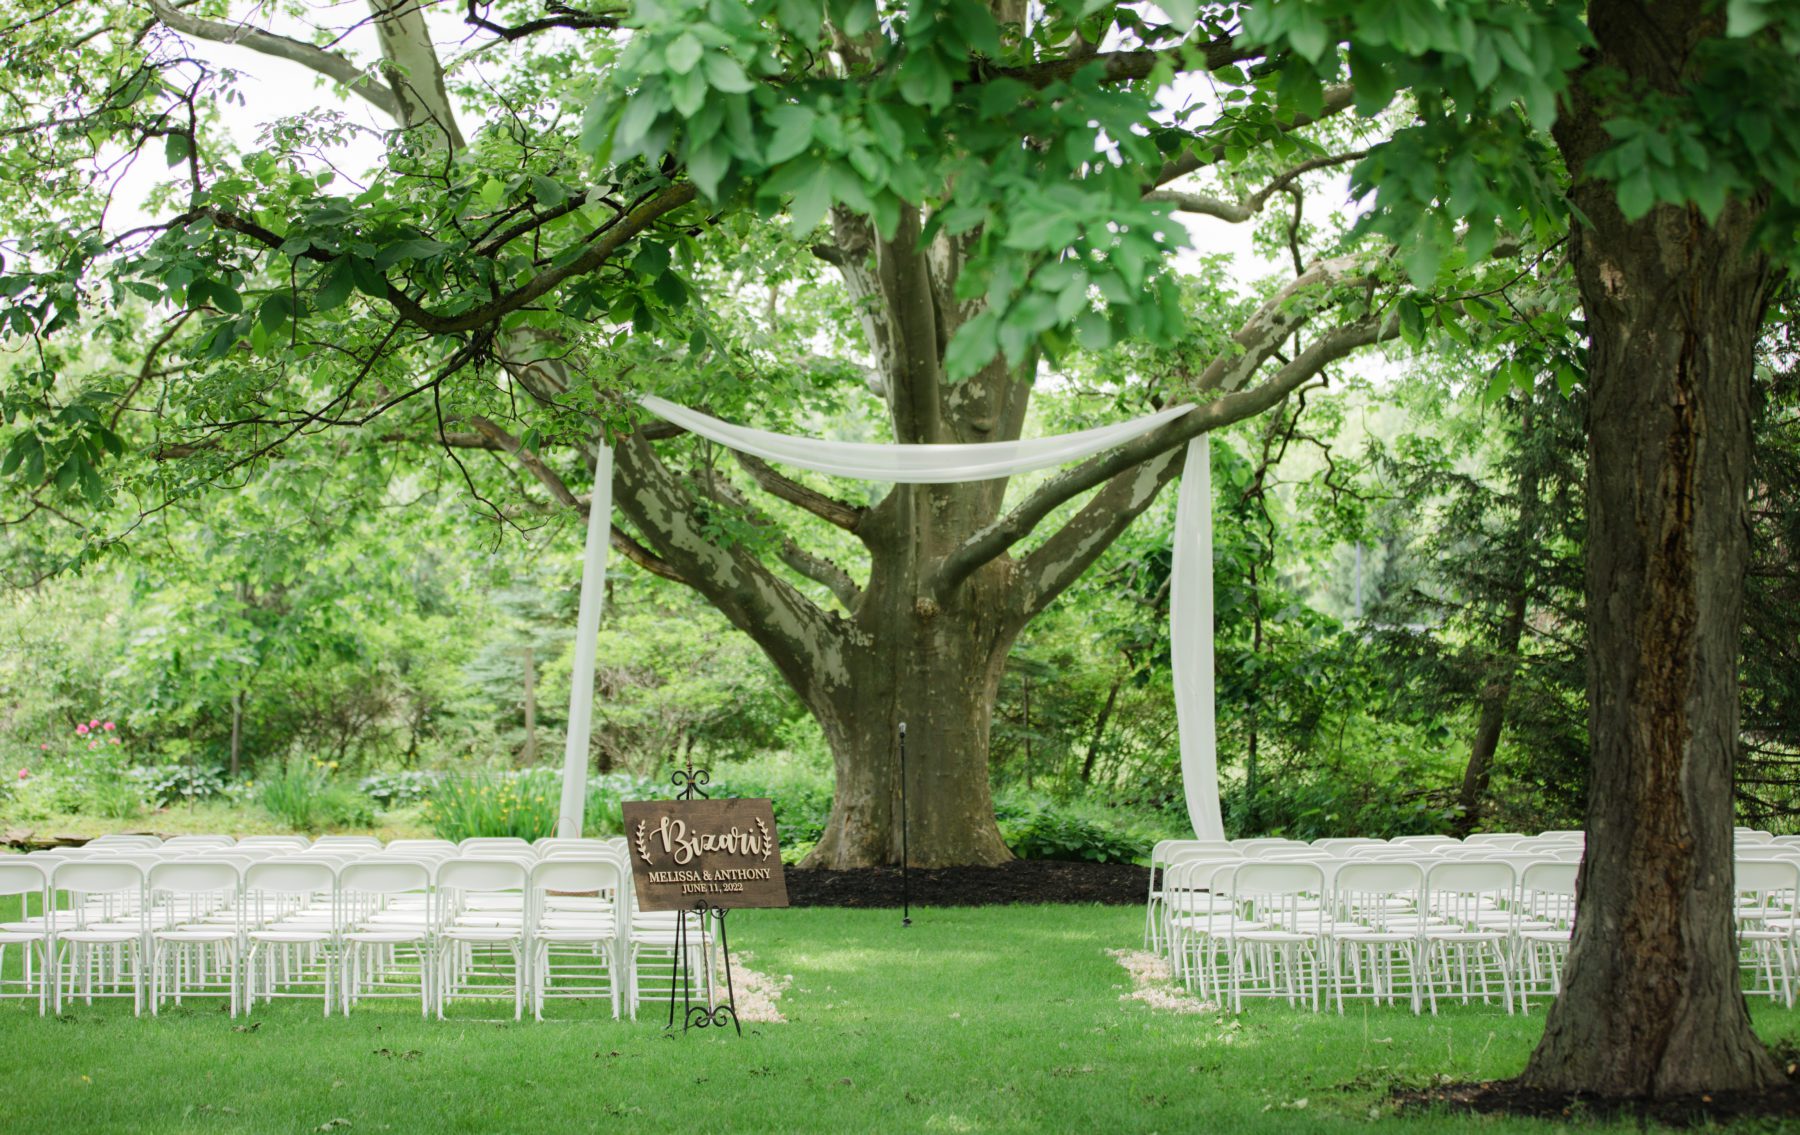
<box><xmin>2</xmin><ymin>899</ymin><xmax>1795</xmax><ymax>1134</ymax></box>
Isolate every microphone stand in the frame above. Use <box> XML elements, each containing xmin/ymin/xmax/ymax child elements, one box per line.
<box><xmin>899</xmin><ymin>721</ymin><xmax>911</xmax><ymax>927</ymax></box>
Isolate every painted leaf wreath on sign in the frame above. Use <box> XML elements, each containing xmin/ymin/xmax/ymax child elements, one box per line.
<box><xmin>622</xmin><ymin>798</ymin><xmax>789</xmax><ymax>911</ymax></box>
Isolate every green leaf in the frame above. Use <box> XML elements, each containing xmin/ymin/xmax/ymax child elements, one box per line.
<box><xmin>1727</xmin><ymin>0</ymin><xmax>1773</xmax><ymax>37</ymax></box>
<box><xmin>632</xmin><ymin>242</ymin><xmax>671</xmax><ymax>278</ymax></box>
<box><xmin>703</xmin><ymin>54</ymin><xmax>757</xmax><ymax>94</ymax></box>
<box><xmin>164</xmin><ymin>132</ymin><xmax>191</xmax><ymax>167</ymax></box>
<box><xmin>788</xmin><ymin>164</ymin><xmax>833</xmax><ymax>232</ymax></box>
<box><xmin>528</xmin><ymin>174</ymin><xmax>569</xmax><ymax>208</ymax></box>
<box><xmin>1159</xmin><ymin>0</ymin><xmax>1197</xmax><ymax>31</ymax></box>
<box><xmin>1287</xmin><ymin>19</ymin><xmax>1330</xmax><ymax>63</ymax></box>
<box><xmin>653</xmin><ymin>271</ymin><xmax>688</xmax><ymax>306</ymax></box>
<box><xmin>479</xmin><ymin>177</ymin><xmax>506</xmax><ymax>208</ymax></box>
<box><xmin>1615</xmin><ymin>170</ymin><xmax>1655</xmax><ymax>220</ymax></box>
<box><xmin>764</xmin><ymin>105</ymin><xmax>817</xmax><ymax>165</ymax></box>
<box><xmin>350</xmin><ymin>258</ymin><xmax>388</xmax><ymax>299</ymax></box>
<box><xmin>373</xmin><ymin>238</ymin><xmax>449</xmax><ymax>269</ymax></box>
<box><xmin>258</xmin><ymin>291</ymin><xmax>294</xmax><ymax>335</ymax></box>
<box><xmin>666</xmin><ymin>33</ymin><xmax>704</xmax><ymax>74</ymax></box>
<box><xmin>943</xmin><ymin>310</ymin><xmax>999</xmax><ymax>380</ymax></box>
<box><xmin>1</xmin><ymin>432</ymin><xmax>35</xmax><ymax>477</ymax></box>
<box><xmin>687</xmin><ymin>142</ymin><xmax>730</xmax><ymax>200</ymax></box>
<box><xmin>315</xmin><ymin>259</ymin><xmax>354</xmax><ymax>312</ymax></box>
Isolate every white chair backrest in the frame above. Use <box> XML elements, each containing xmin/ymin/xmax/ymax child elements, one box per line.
<box><xmin>160</xmin><ymin>835</ymin><xmax>236</xmax><ymax>849</ymax></box>
<box><xmin>245</xmin><ymin>860</ymin><xmax>338</xmax><ymax>895</ymax></box>
<box><xmin>1425</xmin><ymin>860</ymin><xmax>1515</xmax><ymax>895</ymax></box>
<box><xmin>148</xmin><ymin>860</ymin><xmax>240</xmax><ymax>894</ymax></box>
<box><xmin>1735</xmin><ymin>859</ymin><xmax>1800</xmax><ymax>895</ymax></box>
<box><xmin>1519</xmin><ymin>861</ymin><xmax>1578</xmax><ymax>895</ymax></box>
<box><xmin>1234</xmin><ymin>861</ymin><xmax>1325</xmax><ymax>895</ymax></box>
<box><xmin>235</xmin><ymin>836</ymin><xmax>311</xmax><ymax>850</ymax></box>
<box><xmin>438</xmin><ymin>858</ymin><xmax>529</xmax><ymax>893</ymax></box>
<box><xmin>312</xmin><ymin>836</ymin><xmax>382</xmax><ymax>850</ymax></box>
<box><xmin>0</xmin><ymin>859</ymin><xmax>48</xmax><ymax>897</ymax></box>
<box><xmin>1334</xmin><ymin>860</ymin><xmax>1425</xmax><ymax>896</ymax></box>
<box><xmin>52</xmin><ymin>858</ymin><xmax>148</xmax><ymax>895</ymax></box>
<box><xmin>530</xmin><ymin>856</ymin><xmax>624</xmax><ymax>902</ymax></box>
<box><xmin>458</xmin><ymin>837</ymin><xmax>536</xmax><ymax>854</ymax></box>
<box><xmin>86</xmin><ymin>834</ymin><xmax>162</xmax><ymax>849</ymax></box>
<box><xmin>338</xmin><ymin>860</ymin><xmax>432</xmax><ymax>895</ymax></box>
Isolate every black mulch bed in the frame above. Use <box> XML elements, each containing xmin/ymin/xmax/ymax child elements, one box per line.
<box><xmin>1394</xmin><ymin>1064</ymin><xmax>1800</xmax><ymax>1128</ymax></box>
<box><xmin>783</xmin><ymin>859</ymin><xmax>1149</xmax><ymax>908</ymax></box>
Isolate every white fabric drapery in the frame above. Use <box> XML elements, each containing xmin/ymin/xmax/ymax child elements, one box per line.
<box><xmin>557</xmin><ymin>402</ymin><xmax>1221</xmax><ymax>841</ymax></box>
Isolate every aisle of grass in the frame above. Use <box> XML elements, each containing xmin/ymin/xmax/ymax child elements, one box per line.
<box><xmin>2</xmin><ymin>898</ymin><xmax>1796</xmax><ymax>1133</ymax></box>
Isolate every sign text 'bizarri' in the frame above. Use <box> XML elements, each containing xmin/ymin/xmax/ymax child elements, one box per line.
<box><xmin>621</xmin><ymin>797</ymin><xmax>789</xmax><ymax>911</ymax></box>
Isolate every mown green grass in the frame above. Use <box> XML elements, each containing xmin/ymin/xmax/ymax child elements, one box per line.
<box><xmin>1</xmin><ymin>899</ymin><xmax>1795</xmax><ymax>1134</ymax></box>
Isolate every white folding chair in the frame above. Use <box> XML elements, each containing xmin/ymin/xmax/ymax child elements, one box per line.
<box><xmin>1514</xmin><ymin>862</ymin><xmax>1578</xmax><ymax>1012</ymax></box>
<box><xmin>1420</xmin><ymin>861</ymin><xmax>1515</xmax><ymax>1014</ymax></box>
<box><xmin>0</xmin><ymin>860</ymin><xmax>53</xmax><ymax>1014</ymax></box>
<box><xmin>337</xmin><ymin>861</ymin><xmax>433</xmax><ymax>1017</ymax></box>
<box><xmin>1327</xmin><ymin>862</ymin><xmax>1425</xmax><ymax>1014</ymax></box>
<box><xmin>48</xmin><ymin>859</ymin><xmax>149</xmax><ymax>1015</ymax></box>
<box><xmin>435</xmin><ymin>859</ymin><xmax>529</xmax><ymax>1020</ymax></box>
<box><xmin>1227</xmin><ymin>862</ymin><xmax>1327</xmax><ymax>1011</ymax></box>
<box><xmin>147</xmin><ymin>861</ymin><xmax>242</xmax><ymax>1016</ymax></box>
<box><xmin>529</xmin><ymin>857</ymin><xmax>623</xmax><ymax>1019</ymax></box>
<box><xmin>243</xmin><ymin>860</ymin><xmax>339</xmax><ymax>1016</ymax></box>
<box><xmin>1735</xmin><ymin>859</ymin><xmax>1799</xmax><ymax>1007</ymax></box>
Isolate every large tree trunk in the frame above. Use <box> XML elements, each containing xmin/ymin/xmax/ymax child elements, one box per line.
<box><xmin>806</xmin><ymin>548</ymin><xmax>1018</xmax><ymax>867</ymax></box>
<box><xmin>1525</xmin><ymin>0</ymin><xmax>1778</xmax><ymax>1094</ymax></box>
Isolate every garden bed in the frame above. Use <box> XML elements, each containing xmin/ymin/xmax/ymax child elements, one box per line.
<box><xmin>784</xmin><ymin>858</ymin><xmax>1148</xmax><ymax>908</ymax></box>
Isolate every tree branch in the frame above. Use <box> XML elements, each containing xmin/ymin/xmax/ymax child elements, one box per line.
<box><xmin>1150</xmin><ymin>85</ymin><xmax>1357</xmax><ymax>188</ymax></box>
<box><xmin>694</xmin><ymin>464</ymin><xmax>864</xmax><ymax>611</ymax></box>
<box><xmin>465</xmin><ymin>415</ymin><xmax>581</xmax><ymax>508</ymax></box>
<box><xmin>1146</xmin><ymin>149</ymin><xmax>1371</xmax><ymax>222</ymax></box>
<box><xmin>608</xmin><ymin>523</ymin><xmax>691</xmax><ymax>585</ymax></box>
<box><xmin>733</xmin><ymin>451</ymin><xmax>865</xmax><ymax>532</ymax></box>
<box><xmin>464</xmin><ymin>0</ymin><xmax>623</xmax><ymax>40</ymax></box>
<box><xmin>147</xmin><ymin>0</ymin><xmax>399</xmax><ymax>119</ymax></box>
<box><xmin>613</xmin><ymin>435</ymin><xmax>849</xmax><ymax>702</ymax></box>
<box><xmin>1010</xmin><ymin>446</ymin><xmax>1187</xmax><ymax>625</ymax></box>
<box><xmin>991</xmin><ymin>37</ymin><xmax>1255</xmax><ymax>89</ymax></box>
<box><xmin>933</xmin><ymin>313</ymin><xmax>1397</xmax><ymax>594</ymax></box>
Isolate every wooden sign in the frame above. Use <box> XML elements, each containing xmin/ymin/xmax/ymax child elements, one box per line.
<box><xmin>622</xmin><ymin>798</ymin><xmax>789</xmax><ymax>911</ymax></box>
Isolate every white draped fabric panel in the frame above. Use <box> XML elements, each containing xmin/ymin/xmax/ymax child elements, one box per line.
<box><xmin>557</xmin><ymin>401</ymin><xmax>1222</xmax><ymax>841</ymax></box>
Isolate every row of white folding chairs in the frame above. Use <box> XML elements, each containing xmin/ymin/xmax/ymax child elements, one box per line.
<box><xmin>1144</xmin><ymin>838</ymin><xmax>1583</xmax><ymax>952</ymax></box>
<box><xmin>0</xmin><ymin>848</ymin><xmax>707</xmax><ymax>1022</ymax></box>
<box><xmin>79</xmin><ymin>833</ymin><xmax>630</xmax><ymax>858</ymax></box>
<box><xmin>1161</xmin><ymin>856</ymin><xmax>1800</xmax><ymax>1014</ymax></box>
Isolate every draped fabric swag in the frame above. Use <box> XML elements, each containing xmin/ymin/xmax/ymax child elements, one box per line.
<box><xmin>556</xmin><ymin>401</ymin><xmax>1224</xmax><ymax>843</ymax></box>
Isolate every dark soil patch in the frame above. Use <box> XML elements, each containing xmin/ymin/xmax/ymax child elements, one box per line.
<box><xmin>1394</xmin><ymin>1072</ymin><xmax>1800</xmax><ymax>1128</ymax></box>
<box><xmin>784</xmin><ymin>859</ymin><xmax>1148</xmax><ymax>908</ymax></box>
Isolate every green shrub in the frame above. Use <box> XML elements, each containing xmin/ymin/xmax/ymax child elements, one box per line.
<box><xmin>359</xmin><ymin>770</ymin><xmax>442</xmax><ymax>808</ymax></box>
<box><xmin>583</xmin><ymin>772</ymin><xmax>662</xmax><ymax>836</ymax></box>
<box><xmin>258</xmin><ymin>761</ymin><xmax>375</xmax><ymax>832</ymax></box>
<box><xmin>128</xmin><ymin>764</ymin><xmax>226</xmax><ymax>806</ymax></box>
<box><xmin>425</xmin><ymin>771</ymin><xmax>559</xmax><ymax>841</ymax></box>
<box><xmin>998</xmin><ymin>805</ymin><xmax>1146</xmax><ymax>864</ymax></box>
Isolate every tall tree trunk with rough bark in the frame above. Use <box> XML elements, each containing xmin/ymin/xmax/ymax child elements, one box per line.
<box><xmin>1523</xmin><ymin>0</ymin><xmax>1781</xmax><ymax>1095</ymax></box>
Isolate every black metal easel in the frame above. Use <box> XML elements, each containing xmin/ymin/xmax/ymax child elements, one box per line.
<box><xmin>665</xmin><ymin>756</ymin><xmax>742</xmax><ymax>1036</ymax></box>
<box><xmin>899</xmin><ymin>722</ymin><xmax>911</xmax><ymax>928</ymax></box>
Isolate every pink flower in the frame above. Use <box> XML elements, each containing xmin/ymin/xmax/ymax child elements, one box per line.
<box><xmin>103</xmin><ymin>722</ymin><xmax>115</xmax><ymax>731</ymax></box>
<box><xmin>88</xmin><ymin>719</ymin><xmax>98</xmax><ymax>729</ymax></box>
<box><xmin>108</xmin><ymin>737</ymin><xmax>120</xmax><ymax>745</ymax></box>
<box><xmin>75</xmin><ymin>724</ymin><xmax>89</xmax><ymax>735</ymax></box>
<box><xmin>16</xmin><ymin>769</ymin><xmax>27</xmax><ymax>780</ymax></box>
<box><xmin>87</xmin><ymin>740</ymin><xmax>99</xmax><ymax>750</ymax></box>
<box><xmin>39</xmin><ymin>743</ymin><xmax>48</xmax><ymax>750</ymax></box>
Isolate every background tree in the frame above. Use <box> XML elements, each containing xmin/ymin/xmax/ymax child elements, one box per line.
<box><xmin>0</xmin><ymin>0</ymin><xmax>1532</xmax><ymax>867</ymax></box>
